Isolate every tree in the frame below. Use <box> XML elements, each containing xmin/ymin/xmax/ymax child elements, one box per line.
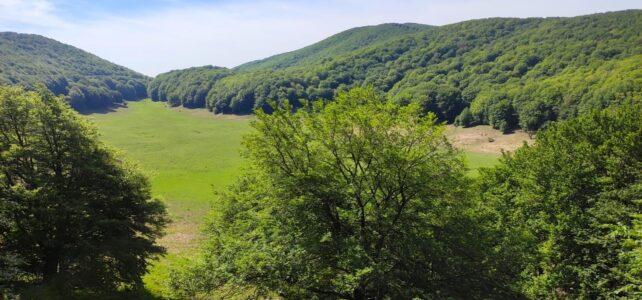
<box><xmin>0</xmin><ymin>210</ymin><xmax>23</xmax><ymax>296</ymax></box>
<box><xmin>454</xmin><ymin>106</ymin><xmax>476</xmax><ymax>127</ymax></box>
<box><xmin>0</xmin><ymin>86</ymin><xmax>168</xmax><ymax>293</ymax></box>
<box><xmin>487</xmin><ymin>99</ymin><xmax>517</xmax><ymax>133</ymax></box>
<box><xmin>517</xmin><ymin>100</ymin><xmax>554</xmax><ymax>137</ymax></box>
<box><xmin>147</xmin><ymin>11</ymin><xmax>642</xmax><ymax>133</ymax></box>
<box><xmin>171</xmin><ymin>87</ymin><xmax>517</xmax><ymax>299</ymax></box>
<box><xmin>479</xmin><ymin>104</ymin><xmax>642</xmax><ymax>298</ymax></box>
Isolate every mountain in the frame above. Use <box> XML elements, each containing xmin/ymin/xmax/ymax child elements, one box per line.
<box><xmin>148</xmin><ymin>10</ymin><xmax>642</xmax><ymax>132</ymax></box>
<box><xmin>148</xmin><ymin>23</ymin><xmax>430</xmax><ymax>110</ymax></box>
<box><xmin>236</xmin><ymin>23</ymin><xmax>432</xmax><ymax>71</ymax></box>
<box><xmin>0</xmin><ymin>32</ymin><xmax>148</xmax><ymax>110</ymax></box>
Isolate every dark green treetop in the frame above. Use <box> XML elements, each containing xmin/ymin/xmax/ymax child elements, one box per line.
<box><xmin>479</xmin><ymin>104</ymin><xmax>642</xmax><ymax>298</ymax></box>
<box><xmin>0</xmin><ymin>85</ymin><xmax>167</xmax><ymax>294</ymax></box>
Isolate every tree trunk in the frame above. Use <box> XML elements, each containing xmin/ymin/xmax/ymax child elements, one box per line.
<box><xmin>353</xmin><ymin>287</ymin><xmax>366</xmax><ymax>300</ymax></box>
<box><xmin>42</xmin><ymin>254</ymin><xmax>59</xmax><ymax>283</ymax></box>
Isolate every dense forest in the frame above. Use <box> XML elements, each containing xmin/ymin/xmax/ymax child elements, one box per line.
<box><xmin>149</xmin><ymin>10</ymin><xmax>642</xmax><ymax>132</ymax></box>
<box><xmin>0</xmin><ymin>33</ymin><xmax>148</xmax><ymax>110</ymax></box>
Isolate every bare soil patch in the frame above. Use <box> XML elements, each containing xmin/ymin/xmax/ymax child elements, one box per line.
<box><xmin>445</xmin><ymin>125</ymin><xmax>533</xmax><ymax>154</ymax></box>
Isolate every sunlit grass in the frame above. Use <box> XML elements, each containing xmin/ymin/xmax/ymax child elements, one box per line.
<box><xmin>86</xmin><ymin>100</ymin><xmax>502</xmax><ymax>296</ymax></box>
<box><xmin>464</xmin><ymin>152</ymin><xmax>500</xmax><ymax>176</ymax></box>
<box><xmin>87</xmin><ymin>100</ymin><xmax>250</xmax><ymax>296</ymax></box>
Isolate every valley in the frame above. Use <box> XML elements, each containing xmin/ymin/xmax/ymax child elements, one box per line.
<box><xmin>86</xmin><ymin>99</ymin><xmax>525</xmax><ymax>296</ymax></box>
<box><xmin>88</xmin><ymin>100</ymin><xmax>522</xmax><ymax>252</ymax></box>
<box><xmin>1</xmin><ymin>5</ymin><xmax>640</xmax><ymax>298</ymax></box>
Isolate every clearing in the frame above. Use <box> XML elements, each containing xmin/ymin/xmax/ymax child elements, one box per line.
<box><xmin>86</xmin><ymin>100</ymin><xmax>529</xmax><ymax>295</ymax></box>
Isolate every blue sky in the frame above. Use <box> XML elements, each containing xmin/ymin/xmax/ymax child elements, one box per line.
<box><xmin>0</xmin><ymin>0</ymin><xmax>640</xmax><ymax>76</ymax></box>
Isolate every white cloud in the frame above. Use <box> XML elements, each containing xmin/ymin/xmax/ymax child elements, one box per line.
<box><xmin>1</xmin><ymin>0</ymin><xmax>640</xmax><ymax>76</ymax></box>
<box><xmin>0</xmin><ymin>0</ymin><xmax>69</xmax><ymax>28</ymax></box>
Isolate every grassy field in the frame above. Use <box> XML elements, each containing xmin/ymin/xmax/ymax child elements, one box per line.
<box><xmin>464</xmin><ymin>152</ymin><xmax>500</xmax><ymax>176</ymax></box>
<box><xmin>447</xmin><ymin>124</ymin><xmax>532</xmax><ymax>176</ymax></box>
<box><xmin>86</xmin><ymin>100</ymin><xmax>512</xmax><ymax>296</ymax></box>
<box><xmin>87</xmin><ymin>100</ymin><xmax>250</xmax><ymax>295</ymax></box>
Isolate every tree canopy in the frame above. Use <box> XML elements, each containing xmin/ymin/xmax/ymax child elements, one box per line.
<box><xmin>0</xmin><ymin>86</ymin><xmax>167</xmax><ymax>295</ymax></box>
<box><xmin>169</xmin><ymin>87</ymin><xmax>516</xmax><ymax>299</ymax></box>
<box><xmin>0</xmin><ymin>33</ymin><xmax>148</xmax><ymax>110</ymax></box>
<box><xmin>149</xmin><ymin>10</ymin><xmax>642</xmax><ymax>132</ymax></box>
<box><xmin>479</xmin><ymin>104</ymin><xmax>642</xmax><ymax>298</ymax></box>
<box><xmin>147</xmin><ymin>66</ymin><xmax>231</xmax><ymax>108</ymax></box>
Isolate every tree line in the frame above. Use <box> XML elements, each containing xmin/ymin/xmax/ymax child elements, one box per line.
<box><xmin>148</xmin><ymin>10</ymin><xmax>642</xmax><ymax>133</ymax></box>
<box><xmin>3</xmin><ymin>11</ymin><xmax>640</xmax><ymax>131</ymax></box>
<box><xmin>169</xmin><ymin>87</ymin><xmax>642</xmax><ymax>299</ymax></box>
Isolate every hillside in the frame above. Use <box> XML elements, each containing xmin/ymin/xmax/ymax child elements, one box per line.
<box><xmin>147</xmin><ymin>23</ymin><xmax>430</xmax><ymax>109</ymax></box>
<box><xmin>147</xmin><ymin>66</ymin><xmax>230</xmax><ymax>108</ymax></box>
<box><xmin>0</xmin><ymin>32</ymin><xmax>148</xmax><ymax>109</ymax></box>
<box><xmin>236</xmin><ymin>23</ymin><xmax>432</xmax><ymax>71</ymax></box>
<box><xmin>148</xmin><ymin>10</ymin><xmax>642</xmax><ymax>132</ymax></box>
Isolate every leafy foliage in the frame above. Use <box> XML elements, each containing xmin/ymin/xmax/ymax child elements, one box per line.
<box><xmin>236</xmin><ymin>23</ymin><xmax>431</xmax><ymax>71</ymax></box>
<box><xmin>479</xmin><ymin>104</ymin><xmax>642</xmax><ymax>298</ymax></box>
<box><xmin>0</xmin><ymin>32</ymin><xmax>149</xmax><ymax>110</ymax></box>
<box><xmin>170</xmin><ymin>88</ymin><xmax>517</xmax><ymax>299</ymax></box>
<box><xmin>147</xmin><ymin>66</ymin><xmax>230</xmax><ymax>108</ymax></box>
<box><xmin>149</xmin><ymin>10</ymin><xmax>642</xmax><ymax>132</ymax></box>
<box><xmin>0</xmin><ymin>86</ymin><xmax>167</xmax><ymax>294</ymax></box>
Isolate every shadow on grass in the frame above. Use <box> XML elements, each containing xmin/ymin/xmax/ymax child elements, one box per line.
<box><xmin>76</xmin><ymin>103</ymin><xmax>122</xmax><ymax>115</ymax></box>
<box><xmin>76</xmin><ymin>99</ymin><xmax>149</xmax><ymax>115</ymax></box>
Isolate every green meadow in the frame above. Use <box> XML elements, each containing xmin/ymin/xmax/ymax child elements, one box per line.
<box><xmin>87</xmin><ymin>100</ymin><xmax>250</xmax><ymax>295</ymax></box>
<box><xmin>88</xmin><ymin>100</ymin><xmax>250</xmax><ymax>240</ymax></box>
<box><xmin>86</xmin><ymin>99</ymin><xmax>500</xmax><ymax>295</ymax></box>
<box><xmin>464</xmin><ymin>152</ymin><xmax>500</xmax><ymax>176</ymax></box>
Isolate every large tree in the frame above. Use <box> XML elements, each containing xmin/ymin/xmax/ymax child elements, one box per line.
<box><xmin>479</xmin><ymin>104</ymin><xmax>642</xmax><ymax>298</ymax></box>
<box><xmin>171</xmin><ymin>87</ymin><xmax>516</xmax><ymax>299</ymax></box>
<box><xmin>0</xmin><ymin>86</ymin><xmax>167</xmax><ymax>292</ymax></box>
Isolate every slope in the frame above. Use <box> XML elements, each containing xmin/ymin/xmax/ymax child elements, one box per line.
<box><xmin>149</xmin><ymin>10</ymin><xmax>642</xmax><ymax>133</ymax></box>
<box><xmin>236</xmin><ymin>23</ymin><xmax>432</xmax><ymax>71</ymax></box>
<box><xmin>0</xmin><ymin>32</ymin><xmax>148</xmax><ymax>110</ymax></box>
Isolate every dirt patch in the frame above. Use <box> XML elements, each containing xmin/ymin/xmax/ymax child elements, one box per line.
<box><xmin>158</xmin><ymin>218</ymin><xmax>204</xmax><ymax>255</ymax></box>
<box><xmin>445</xmin><ymin>125</ymin><xmax>533</xmax><ymax>154</ymax></box>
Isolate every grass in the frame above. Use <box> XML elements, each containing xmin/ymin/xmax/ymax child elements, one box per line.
<box><xmin>86</xmin><ymin>100</ymin><xmax>504</xmax><ymax>297</ymax></box>
<box><xmin>86</xmin><ymin>100</ymin><xmax>250</xmax><ymax>296</ymax></box>
<box><xmin>464</xmin><ymin>152</ymin><xmax>500</xmax><ymax>176</ymax></box>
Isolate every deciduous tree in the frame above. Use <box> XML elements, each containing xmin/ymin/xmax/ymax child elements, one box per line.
<box><xmin>172</xmin><ymin>87</ymin><xmax>516</xmax><ymax>299</ymax></box>
<box><xmin>0</xmin><ymin>86</ymin><xmax>167</xmax><ymax>293</ymax></box>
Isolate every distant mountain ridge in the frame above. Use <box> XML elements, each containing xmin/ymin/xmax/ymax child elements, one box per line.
<box><xmin>0</xmin><ymin>32</ymin><xmax>148</xmax><ymax>110</ymax></box>
<box><xmin>148</xmin><ymin>10</ymin><xmax>642</xmax><ymax>132</ymax></box>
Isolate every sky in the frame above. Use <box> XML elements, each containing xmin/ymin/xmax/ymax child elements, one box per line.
<box><xmin>0</xmin><ymin>0</ymin><xmax>639</xmax><ymax>76</ymax></box>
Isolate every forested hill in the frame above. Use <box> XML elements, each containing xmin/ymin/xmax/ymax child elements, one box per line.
<box><xmin>147</xmin><ymin>23</ymin><xmax>429</xmax><ymax>108</ymax></box>
<box><xmin>147</xmin><ymin>66</ymin><xmax>230</xmax><ymax>108</ymax></box>
<box><xmin>236</xmin><ymin>23</ymin><xmax>432</xmax><ymax>71</ymax></box>
<box><xmin>0</xmin><ymin>32</ymin><xmax>148</xmax><ymax>110</ymax></box>
<box><xmin>148</xmin><ymin>10</ymin><xmax>642</xmax><ymax>132</ymax></box>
